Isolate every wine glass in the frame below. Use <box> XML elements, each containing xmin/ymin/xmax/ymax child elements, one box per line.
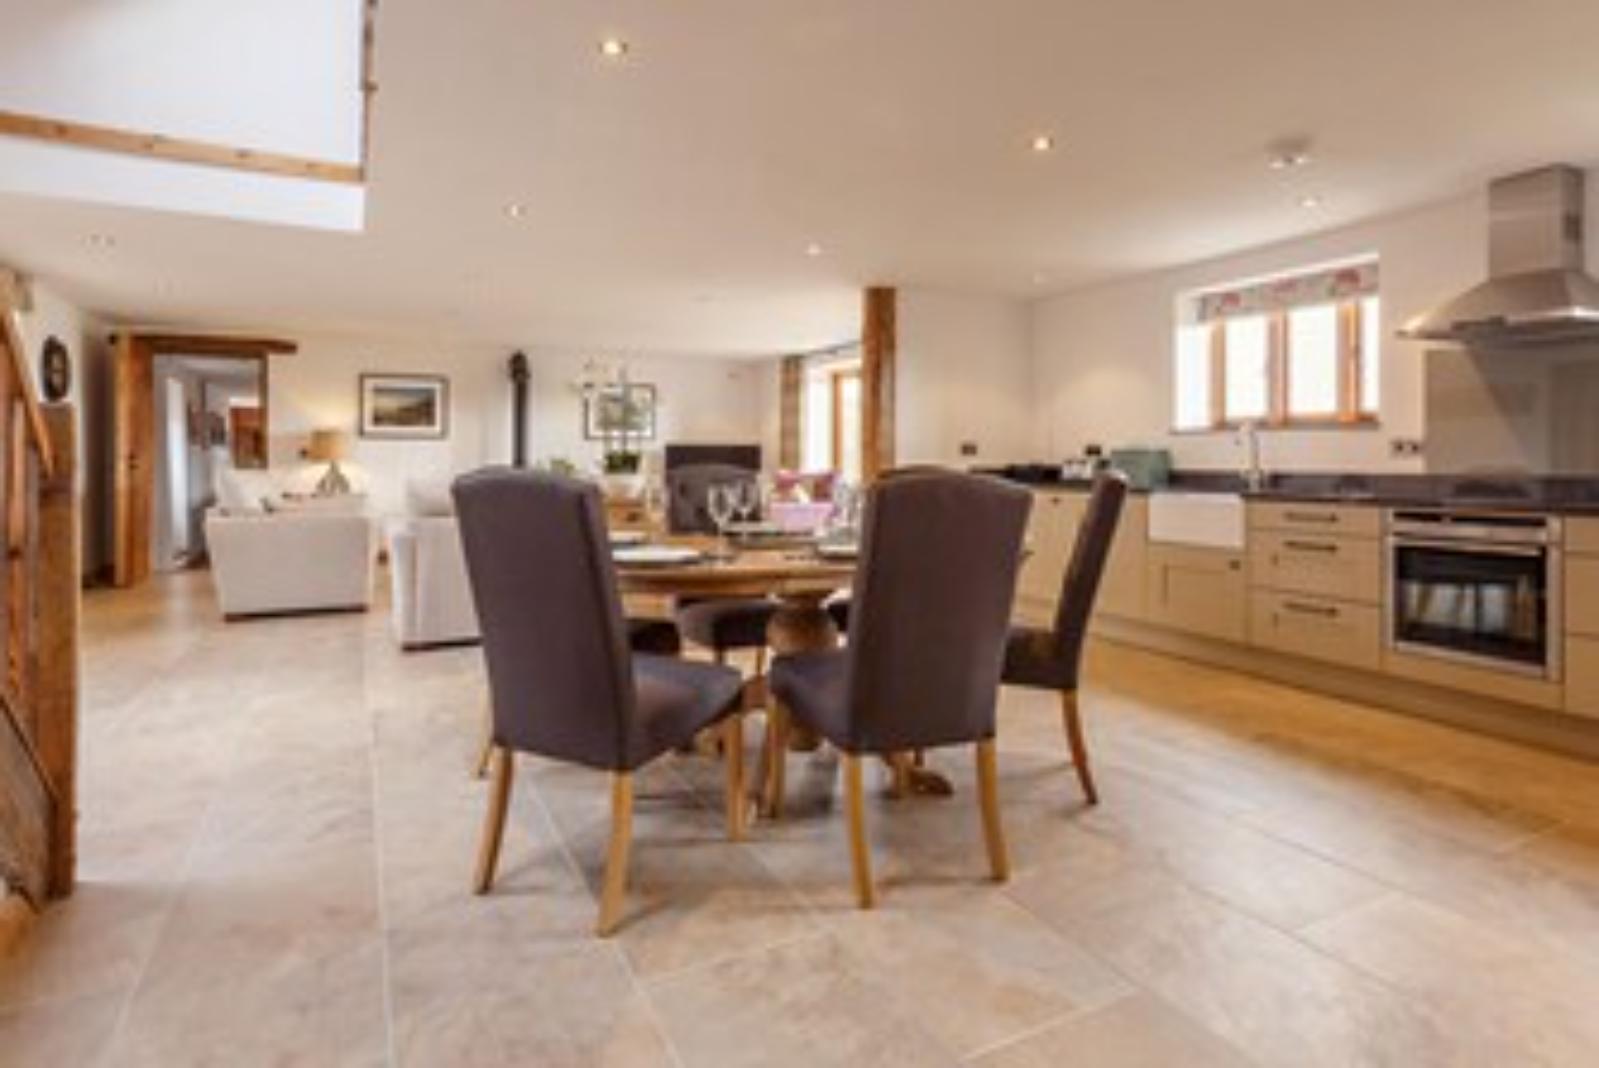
<box><xmin>642</xmin><ymin>477</ymin><xmax>667</xmax><ymax>535</ymax></box>
<box><xmin>734</xmin><ymin>479</ymin><xmax>760</xmax><ymax>527</ymax></box>
<box><xmin>706</xmin><ymin>482</ymin><xmax>736</xmax><ymax>558</ymax></box>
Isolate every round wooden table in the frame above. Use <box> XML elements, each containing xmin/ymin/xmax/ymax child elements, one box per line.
<box><xmin>614</xmin><ymin>541</ymin><xmax>855</xmax><ymax>656</ymax></box>
<box><xmin>615</xmin><ymin>539</ymin><xmax>953</xmax><ymax>802</ymax></box>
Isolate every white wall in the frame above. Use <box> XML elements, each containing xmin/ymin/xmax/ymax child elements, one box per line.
<box><xmin>11</xmin><ymin>278</ymin><xmax>110</xmax><ymax>578</ymax></box>
<box><xmin>897</xmin><ymin>288</ymin><xmax>1035</xmax><ymax>467</ymax></box>
<box><xmin>1031</xmin><ymin>190</ymin><xmax>1495</xmax><ymax>473</ymax></box>
<box><xmin>267</xmin><ymin>334</ymin><xmax>772</xmax><ymax>517</ymax></box>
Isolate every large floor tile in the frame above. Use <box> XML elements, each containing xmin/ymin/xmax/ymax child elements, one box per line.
<box><xmin>972</xmin><ymin>992</ymin><xmax>1255</xmax><ymax>1068</ymax></box>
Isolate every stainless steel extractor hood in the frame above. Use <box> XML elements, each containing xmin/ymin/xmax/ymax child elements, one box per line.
<box><xmin>1400</xmin><ymin>165</ymin><xmax>1599</xmax><ymax>346</ymax></box>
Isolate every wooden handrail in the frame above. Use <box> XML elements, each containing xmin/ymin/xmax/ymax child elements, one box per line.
<box><xmin>0</xmin><ymin>304</ymin><xmax>54</xmax><ymax>479</ymax></box>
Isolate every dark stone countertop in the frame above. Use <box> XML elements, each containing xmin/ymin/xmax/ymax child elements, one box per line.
<box><xmin>975</xmin><ymin>465</ymin><xmax>1599</xmax><ymax>516</ymax></box>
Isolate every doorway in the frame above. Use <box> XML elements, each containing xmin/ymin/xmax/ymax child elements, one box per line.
<box><xmin>112</xmin><ymin>333</ymin><xmax>295</xmax><ymax>587</ymax></box>
<box><xmin>151</xmin><ymin>354</ymin><xmax>268</xmax><ymax>571</ymax></box>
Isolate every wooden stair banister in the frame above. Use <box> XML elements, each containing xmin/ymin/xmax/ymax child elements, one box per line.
<box><xmin>0</xmin><ymin>272</ymin><xmax>79</xmax><ymax>944</ymax></box>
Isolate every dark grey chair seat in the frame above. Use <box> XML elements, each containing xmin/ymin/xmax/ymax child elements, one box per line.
<box><xmin>630</xmin><ymin>654</ymin><xmax>744</xmax><ymax>767</ymax></box>
<box><xmin>676</xmin><ymin>598</ymin><xmax>777</xmax><ymax>652</ymax></box>
<box><xmin>1002</xmin><ymin>625</ymin><xmax>1076</xmax><ymax>691</ymax></box>
<box><xmin>998</xmin><ymin>472</ymin><xmax>1128</xmax><ymax>805</ymax></box>
<box><xmin>766</xmin><ymin>650</ymin><xmax>849</xmax><ymax>742</ymax></box>
<box><xmin>627</xmin><ymin>618</ymin><xmax>684</xmax><ymax>656</ymax></box>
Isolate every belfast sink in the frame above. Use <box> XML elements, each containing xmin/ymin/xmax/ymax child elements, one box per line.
<box><xmin>1148</xmin><ymin>491</ymin><xmax>1246</xmax><ymax>550</ymax></box>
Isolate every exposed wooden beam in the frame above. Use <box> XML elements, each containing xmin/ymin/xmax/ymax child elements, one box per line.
<box><xmin>861</xmin><ymin>287</ymin><xmax>897</xmax><ymax>481</ymax></box>
<box><xmin>0</xmin><ymin>109</ymin><xmax>363</xmax><ymax>185</ymax></box>
<box><xmin>126</xmin><ymin>333</ymin><xmax>298</xmax><ymax>357</ymax></box>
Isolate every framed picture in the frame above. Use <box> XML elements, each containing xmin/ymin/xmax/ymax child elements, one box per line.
<box><xmin>359</xmin><ymin>374</ymin><xmax>450</xmax><ymax>439</ymax></box>
<box><xmin>583</xmin><ymin>383</ymin><xmax>657</xmax><ymax>441</ymax></box>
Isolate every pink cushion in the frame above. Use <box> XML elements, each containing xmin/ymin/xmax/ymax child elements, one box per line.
<box><xmin>770</xmin><ymin>500</ymin><xmax>833</xmax><ymax>533</ymax></box>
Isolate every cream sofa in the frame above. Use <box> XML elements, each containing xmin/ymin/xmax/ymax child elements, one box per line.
<box><xmin>205</xmin><ymin>509</ymin><xmax>376</xmax><ymax>619</ymax></box>
<box><xmin>386</xmin><ymin>478</ymin><xmax>479</xmax><ymax>649</ymax></box>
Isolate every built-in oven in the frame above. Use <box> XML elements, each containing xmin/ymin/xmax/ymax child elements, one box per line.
<box><xmin>1385</xmin><ymin>510</ymin><xmax>1562</xmax><ymax>680</ymax></box>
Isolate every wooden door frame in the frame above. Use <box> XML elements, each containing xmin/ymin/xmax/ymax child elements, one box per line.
<box><xmin>111</xmin><ymin>334</ymin><xmax>293</xmax><ymax>588</ymax></box>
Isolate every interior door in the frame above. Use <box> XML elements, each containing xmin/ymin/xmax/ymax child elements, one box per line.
<box><xmin>111</xmin><ymin>334</ymin><xmax>153</xmax><ymax>587</ymax></box>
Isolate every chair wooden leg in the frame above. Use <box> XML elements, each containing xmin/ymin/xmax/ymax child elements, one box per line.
<box><xmin>761</xmin><ymin>701</ymin><xmax>790</xmax><ymax>818</ymax></box>
<box><xmin>723</xmin><ymin>714</ymin><xmax>746</xmax><ymax>840</ymax></box>
<box><xmin>975</xmin><ymin>739</ymin><xmax>1010</xmax><ymax>882</ymax></box>
<box><xmin>843</xmin><ymin>754</ymin><xmax>876</xmax><ymax>909</ymax></box>
<box><xmin>1061</xmin><ymin>689</ymin><xmax>1099</xmax><ymax>805</ymax></box>
<box><xmin>596</xmin><ymin>772</ymin><xmax>635</xmax><ymax>937</ymax></box>
<box><xmin>754</xmin><ymin>646</ymin><xmax>767</xmax><ymax>676</ymax></box>
<box><xmin>473</xmin><ymin>697</ymin><xmax>494</xmax><ymax>779</ymax></box>
<box><xmin>473</xmin><ymin>747</ymin><xmax>514</xmax><ymax>894</ymax></box>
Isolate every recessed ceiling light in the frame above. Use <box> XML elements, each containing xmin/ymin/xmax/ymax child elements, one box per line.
<box><xmin>804</xmin><ymin>242</ymin><xmax>823</xmax><ymax>258</ymax></box>
<box><xmin>1298</xmin><ymin>194</ymin><xmax>1323</xmax><ymax>209</ymax></box>
<box><xmin>504</xmin><ymin>202</ymin><xmax>527</xmax><ymax>219</ymax></box>
<box><xmin>1269</xmin><ymin>150</ymin><xmax>1312</xmax><ymax>170</ymax></box>
<box><xmin>85</xmin><ymin>233</ymin><xmax>116</xmax><ymax>250</ymax></box>
<box><xmin>599</xmin><ymin>37</ymin><xmax>630</xmax><ymax>59</ymax></box>
<box><xmin>1030</xmin><ymin>134</ymin><xmax>1056</xmax><ymax>154</ymax></box>
<box><xmin>1032</xmin><ymin>271</ymin><xmax>1050</xmax><ymax>285</ymax></box>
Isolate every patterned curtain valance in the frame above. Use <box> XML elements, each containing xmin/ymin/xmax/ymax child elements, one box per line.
<box><xmin>1194</xmin><ymin>260</ymin><xmax>1379</xmax><ymax>322</ymax></box>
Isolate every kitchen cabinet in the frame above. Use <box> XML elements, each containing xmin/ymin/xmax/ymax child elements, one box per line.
<box><xmin>1250</xmin><ymin>590</ymin><xmax>1381</xmax><ymax>671</ymax></box>
<box><xmin>1098</xmin><ymin>497</ymin><xmax>1147</xmax><ymax>620</ymax></box>
<box><xmin>1564</xmin><ymin>636</ymin><xmax>1599</xmax><ymax>719</ymax></box>
<box><xmin>1249</xmin><ymin>529</ymin><xmax>1382</xmax><ymax>603</ymax></box>
<box><xmin>1145</xmin><ymin>543</ymin><xmax>1247</xmax><ymax>642</ymax></box>
<box><xmin>1249</xmin><ymin>500</ymin><xmax>1382</xmax><ymax>539</ymax></box>
<box><xmin>1016</xmin><ymin>492</ymin><xmax>1083</xmax><ymax>616</ymax></box>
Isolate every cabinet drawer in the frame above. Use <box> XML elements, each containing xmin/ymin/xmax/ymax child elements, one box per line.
<box><xmin>1567</xmin><ymin>518</ymin><xmax>1599</xmax><ymax>556</ymax></box>
<box><xmin>1249</xmin><ymin>531</ymin><xmax>1382</xmax><ymax>603</ymax></box>
<box><xmin>1146</xmin><ymin>544</ymin><xmax>1247</xmax><ymax>643</ymax></box>
<box><xmin>1566</xmin><ymin>556</ymin><xmax>1599</xmax><ymax>637</ymax></box>
<box><xmin>1565</xmin><ymin>636</ymin><xmax>1599</xmax><ymax>719</ymax></box>
<box><xmin>1097</xmin><ymin>497</ymin><xmax>1147</xmax><ymax>620</ymax></box>
<box><xmin>1249</xmin><ymin>501</ymin><xmax>1380</xmax><ymax>539</ymax></box>
<box><xmin>1250</xmin><ymin>591</ymin><xmax>1381</xmax><ymax>671</ymax></box>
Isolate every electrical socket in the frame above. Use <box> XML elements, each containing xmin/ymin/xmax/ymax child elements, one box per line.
<box><xmin>959</xmin><ymin>441</ymin><xmax>979</xmax><ymax>457</ymax></box>
<box><xmin>1389</xmin><ymin>437</ymin><xmax>1424</xmax><ymax>458</ymax></box>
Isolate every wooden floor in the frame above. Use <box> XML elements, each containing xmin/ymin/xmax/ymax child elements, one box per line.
<box><xmin>5</xmin><ymin>570</ymin><xmax>1599</xmax><ymax>1065</ymax></box>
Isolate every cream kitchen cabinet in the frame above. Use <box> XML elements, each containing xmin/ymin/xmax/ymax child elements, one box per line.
<box><xmin>1145</xmin><ymin>543</ymin><xmax>1248</xmax><ymax>643</ymax></box>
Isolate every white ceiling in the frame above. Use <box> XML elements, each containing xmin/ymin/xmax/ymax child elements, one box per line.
<box><xmin>1</xmin><ymin>0</ymin><xmax>1598</xmax><ymax>356</ymax></box>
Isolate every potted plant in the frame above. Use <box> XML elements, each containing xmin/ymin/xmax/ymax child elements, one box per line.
<box><xmin>599</xmin><ymin>426</ymin><xmax>645</xmax><ymax>499</ymax></box>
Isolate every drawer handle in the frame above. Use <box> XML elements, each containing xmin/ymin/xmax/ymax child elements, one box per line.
<box><xmin>1282</xmin><ymin>539</ymin><xmax>1339</xmax><ymax>554</ymax></box>
<box><xmin>1282</xmin><ymin>600</ymin><xmax>1340</xmax><ymax>619</ymax></box>
<box><xmin>1284</xmin><ymin>511</ymin><xmax>1340</xmax><ymax>524</ymax></box>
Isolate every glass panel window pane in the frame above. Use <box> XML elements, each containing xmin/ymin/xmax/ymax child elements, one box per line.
<box><xmin>802</xmin><ymin>371</ymin><xmax>833</xmax><ymax>471</ymax></box>
<box><xmin>1287</xmin><ymin>303</ymin><xmax>1339</xmax><ymax>416</ymax></box>
<box><xmin>1224</xmin><ymin>315</ymin><xmax>1269</xmax><ymax>421</ymax></box>
<box><xmin>837</xmin><ymin>373</ymin><xmax>862</xmax><ymax>482</ymax></box>
<box><xmin>1360</xmin><ymin>296</ymin><xmax>1381</xmax><ymax>414</ymax></box>
<box><xmin>1174</xmin><ymin>325</ymin><xmax>1211</xmax><ymax>430</ymax></box>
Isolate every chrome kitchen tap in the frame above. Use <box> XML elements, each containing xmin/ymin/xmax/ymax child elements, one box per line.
<box><xmin>1239</xmin><ymin>420</ymin><xmax>1267</xmax><ymax>493</ymax></box>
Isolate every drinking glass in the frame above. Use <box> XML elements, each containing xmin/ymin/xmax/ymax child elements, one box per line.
<box><xmin>706</xmin><ymin>482</ymin><xmax>736</xmax><ymax>558</ymax></box>
<box><xmin>734</xmin><ymin>479</ymin><xmax>759</xmax><ymax>526</ymax></box>
<box><xmin>642</xmin><ymin>477</ymin><xmax>667</xmax><ymax>534</ymax></box>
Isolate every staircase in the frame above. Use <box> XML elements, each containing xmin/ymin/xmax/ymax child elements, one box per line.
<box><xmin>0</xmin><ymin>275</ymin><xmax>79</xmax><ymax>945</ymax></box>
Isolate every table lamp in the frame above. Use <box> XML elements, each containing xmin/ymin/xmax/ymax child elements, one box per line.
<box><xmin>307</xmin><ymin>429</ymin><xmax>352</xmax><ymax>496</ymax></box>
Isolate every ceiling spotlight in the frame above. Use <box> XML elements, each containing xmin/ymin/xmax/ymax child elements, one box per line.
<box><xmin>599</xmin><ymin>37</ymin><xmax>630</xmax><ymax>59</ymax></box>
<box><xmin>1298</xmin><ymin>194</ymin><xmax>1323</xmax><ymax>209</ymax></box>
<box><xmin>1032</xmin><ymin>272</ymin><xmax>1050</xmax><ymax>286</ymax></box>
<box><xmin>1266</xmin><ymin>138</ymin><xmax>1313</xmax><ymax>171</ymax></box>
<box><xmin>504</xmin><ymin>202</ymin><xmax>528</xmax><ymax>219</ymax></box>
<box><xmin>85</xmin><ymin>233</ymin><xmax>116</xmax><ymax>250</ymax></box>
<box><xmin>804</xmin><ymin>242</ymin><xmax>824</xmax><ymax>258</ymax></box>
<box><xmin>1030</xmin><ymin>134</ymin><xmax>1056</xmax><ymax>154</ymax></box>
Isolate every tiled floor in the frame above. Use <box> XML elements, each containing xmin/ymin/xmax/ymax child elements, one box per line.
<box><xmin>6</xmin><ymin>571</ymin><xmax>1599</xmax><ymax>1065</ymax></box>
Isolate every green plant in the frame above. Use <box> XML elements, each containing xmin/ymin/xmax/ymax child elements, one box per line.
<box><xmin>535</xmin><ymin>456</ymin><xmax>580</xmax><ymax>478</ymax></box>
<box><xmin>601</xmin><ymin>450</ymin><xmax>641</xmax><ymax>475</ymax></box>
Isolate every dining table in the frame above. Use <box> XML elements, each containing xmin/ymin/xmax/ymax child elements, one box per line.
<box><xmin>613</xmin><ymin>534</ymin><xmax>956</xmax><ymax>803</ymax></box>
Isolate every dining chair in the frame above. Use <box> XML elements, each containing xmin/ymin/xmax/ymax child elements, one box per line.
<box><xmin>454</xmin><ymin>468</ymin><xmax>748</xmax><ymax>936</ymax></box>
<box><xmin>764</xmin><ymin>469</ymin><xmax>1031</xmax><ymax>908</ymax></box>
<box><xmin>1001</xmin><ymin>471</ymin><xmax>1128</xmax><ymax>805</ymax></box>
<box><xmin>666</xmin><ymin>463</ymin><xmax>778</xmax><ymax>671</ymax></box>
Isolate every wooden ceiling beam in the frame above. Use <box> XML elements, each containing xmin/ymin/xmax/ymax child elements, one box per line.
<box><xmin>0</xmin><ymin>110</ymin><xmax>363</xmax><ymax>185</ymax></box>
<box><xmin>121</xmin><ymin>333</ymin><xmax>298</xmax><ymax>357</ymax></box>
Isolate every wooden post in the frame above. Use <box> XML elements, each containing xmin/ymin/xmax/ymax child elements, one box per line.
<box><xmin>36</xmin><ymin>405</ymin><xmax>77</xmax><ymax>897</ymax></box>
<box><xmin>861</xmin><ymin>287</ymin><xmax>897</xmax><ymax>482</ymax></box>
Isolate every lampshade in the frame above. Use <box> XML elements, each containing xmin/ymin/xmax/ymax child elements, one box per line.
<box><xmin>306</xmin><ymin>428</ymin><xmax>349</xmax><ymax>463</ymax></box>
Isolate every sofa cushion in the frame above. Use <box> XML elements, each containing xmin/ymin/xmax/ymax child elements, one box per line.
<box><xmin>406</xmin><ymin>477</ymin><xmax>456</xmax><ymax>517</ymax></box>
<box><xmin>215</xmin><ymin>467</ymin><xmax>279</xmax><ymax>515</ymax></box>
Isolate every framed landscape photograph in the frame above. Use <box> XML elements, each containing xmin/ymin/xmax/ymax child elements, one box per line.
<box><xmin>359</xmin><ymin>374</ymin><xmax>450</xmax><ymax>439</ymax></box>
<box><xmin>583</xmin><ymin>382</ymin><xmax>657</xmax><ymax>441</ymax></box>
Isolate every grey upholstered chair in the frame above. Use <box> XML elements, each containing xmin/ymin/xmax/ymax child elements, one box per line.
<box><xmin>1001</xmin><ymin>472</ymin><xmax>1128</xmax><ymax>805</ymax></box>
<box><xmin>667</xmin><ymin>463</ymin><xmax>778</xmax><ymax>669</ymax></box>
<box><xmin>765</xmin><ymin>469</ymin><xmax>1031</xmax><ymax>908</ymax></box>
<box><xmin>453</xmin><ymin>469</ymin><xmax>748</xmax><ymax>936</ymax></box>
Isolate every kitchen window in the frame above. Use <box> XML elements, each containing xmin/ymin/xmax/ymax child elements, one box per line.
<box><xmin>1174</xmin><ymin>260</ymin><xmax>1380</xmax><ymax>431</ymax></box>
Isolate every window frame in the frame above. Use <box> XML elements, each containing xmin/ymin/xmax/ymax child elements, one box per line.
<box><xmin>1177</xmin><ymin>296</ymin><xmax>1379</xmax><ymax>433</ymax></box>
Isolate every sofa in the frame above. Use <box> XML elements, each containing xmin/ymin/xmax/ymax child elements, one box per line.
<box><xmin>206</xmin><ymin>508</ymin><xmax>376</xmax><ymax>618</ymax></box>
<box><xmin>387</xmin><ymin>478</ymin><xmax>479</xmax><ymax>649</ymax></box>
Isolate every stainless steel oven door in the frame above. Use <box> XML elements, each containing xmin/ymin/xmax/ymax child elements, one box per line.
<box><xmin>1386</xmin><ymin>536</ymin><xmax>1561</xmax><ymax>680</ymax></box>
